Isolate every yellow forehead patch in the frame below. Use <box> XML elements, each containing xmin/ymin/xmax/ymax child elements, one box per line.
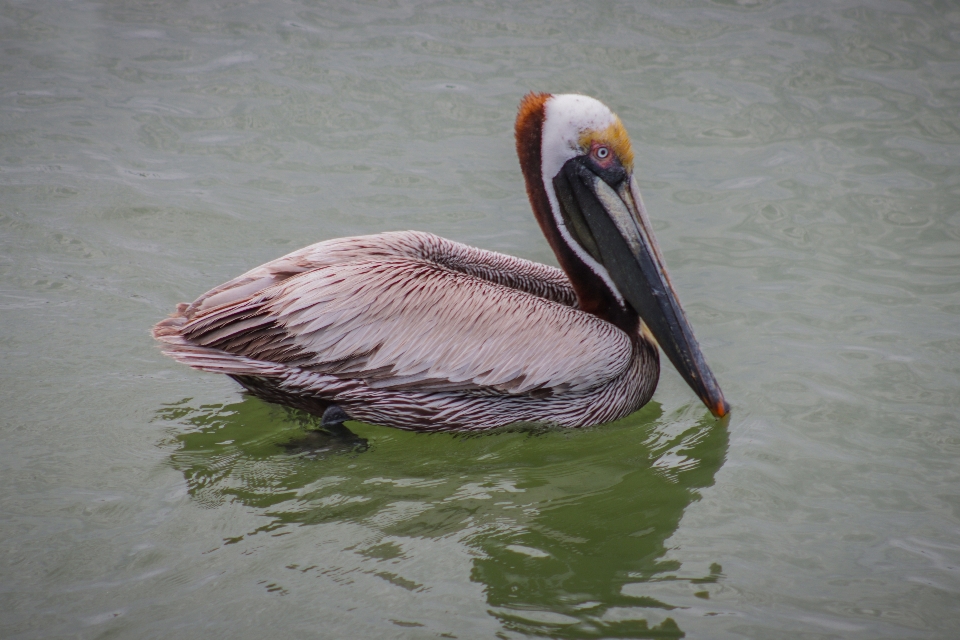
<box><xmin>578</xmin><ymin>117</ymin><xmax>634</xmax><ymax>172</ymax></box>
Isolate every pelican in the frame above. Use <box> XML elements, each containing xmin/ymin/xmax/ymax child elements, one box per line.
<box><xmin>154</xmin><ymin>93</ymin><xmax>728</xmax><ymax>431</ymax></box>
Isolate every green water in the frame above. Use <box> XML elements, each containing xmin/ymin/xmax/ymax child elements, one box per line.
<box><xmin>2</xmin><ymin>0</ymin><xmax>959</xmax><ymax>637</ymax></box>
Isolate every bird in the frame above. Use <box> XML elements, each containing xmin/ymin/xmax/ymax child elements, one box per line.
<box><xmin>153</xmin><ymin>92</ymin><xmax>729</xmax><ymax>432</ymax></box>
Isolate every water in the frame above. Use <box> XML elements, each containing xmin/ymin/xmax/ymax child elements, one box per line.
<box><xmin>2</xmin><ymin>0</ymin><xmax>959</xmax><ymax>637</ymax></box>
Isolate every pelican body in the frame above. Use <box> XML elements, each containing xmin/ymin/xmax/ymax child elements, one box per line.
<box><xmin>154</xmin><ymin>93</ymin><xmax>728</xmax><ymax>431</ymax></box>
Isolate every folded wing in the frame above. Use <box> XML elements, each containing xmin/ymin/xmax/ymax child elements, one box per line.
<box><xmin>157</xmin><ymin>232</ymin><xmax>632</xmax><ymax>397</ymax></box>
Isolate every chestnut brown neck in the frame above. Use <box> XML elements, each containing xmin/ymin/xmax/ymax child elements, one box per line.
<box><xmin>515</xmin><ymin>93</ymin><xmax>639</xmax><ymax>335</ymax></box>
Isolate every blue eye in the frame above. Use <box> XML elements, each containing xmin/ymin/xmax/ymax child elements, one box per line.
<box><xmin>596</xmin><ymin>146</ymin><xmax>610</xmax><ymax>159</ymax></box>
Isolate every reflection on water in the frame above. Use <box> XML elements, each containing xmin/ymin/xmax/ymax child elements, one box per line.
<box><xmin>158</xmin><ymin>397</ymin><xmax>728</xmax><ymax>637</ymax></box>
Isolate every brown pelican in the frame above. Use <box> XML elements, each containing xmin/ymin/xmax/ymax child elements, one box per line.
<box><xmin>154</xmin><ymin>93</ymin><xmax>728</xmax><ymax>431</ymax></box>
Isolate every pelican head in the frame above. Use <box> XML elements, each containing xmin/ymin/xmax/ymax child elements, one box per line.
<box><xmin>516</xmin><ymin>93</ymin><xmax>729</xmax><ymax>418</ymax></box>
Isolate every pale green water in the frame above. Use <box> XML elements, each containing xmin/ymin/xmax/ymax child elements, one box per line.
<box><xmin>2</xmin><ymin>0</ymin><xmax>959</xmax><ymax>637</ymax></box>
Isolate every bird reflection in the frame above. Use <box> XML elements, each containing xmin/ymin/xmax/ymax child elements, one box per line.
<box><xmin>158</xmin><ymin>396</ymin><xmax>728</xmax><ymax>636</ymax></box>
<box><xmin>472</xmin><ymin>411</ymin><xmax>729</xmax><ymax>638</ymax></box>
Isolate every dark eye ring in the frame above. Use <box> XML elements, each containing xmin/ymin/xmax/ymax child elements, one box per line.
<box><xmin>596</xmin><ymin>146</ymin><xmax>610</xmax><ymax>159</ymax></box>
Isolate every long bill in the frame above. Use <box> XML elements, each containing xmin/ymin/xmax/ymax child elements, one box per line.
<box><xmin>553</xmin><ymin>159</ymin><xmax>729</xmax><ymax>418</ymax></box>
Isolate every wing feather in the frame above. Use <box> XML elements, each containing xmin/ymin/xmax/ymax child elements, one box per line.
<box><xmin>164</xmin><ymin>231</ymin><xmax>630</xmax><ymax>397</ymax></box>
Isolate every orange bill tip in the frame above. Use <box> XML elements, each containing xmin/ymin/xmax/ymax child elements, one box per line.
<box><xmin>711</xmin><ymin>399</ymin><xmax>730</xmax><ymax>419</ymax></box>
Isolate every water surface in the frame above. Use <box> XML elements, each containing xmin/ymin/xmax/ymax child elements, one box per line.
<box><xmin>2</xmin><ymin>0</ymin><xmax>960</xmax><ymax>637</ymax></box>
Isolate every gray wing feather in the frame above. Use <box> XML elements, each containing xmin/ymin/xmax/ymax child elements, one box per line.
<box><xmin>160</xmin><ymin>231</ymin><xmax>630</xmax><ymax>396</ymax></box>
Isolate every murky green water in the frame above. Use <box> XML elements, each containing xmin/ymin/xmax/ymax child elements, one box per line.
<box><xmin>3</xmin><ymin>0</ymin><xmax>959</xmax><ymax>637</ymax></box>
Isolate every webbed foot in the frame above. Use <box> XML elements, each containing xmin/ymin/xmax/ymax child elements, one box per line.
<box><xmin>280</xmin><ymin>405</ymin><xmax>367</xmax><ymax>454</ymax></box>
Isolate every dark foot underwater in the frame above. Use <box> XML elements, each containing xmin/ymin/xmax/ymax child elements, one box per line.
<box><xmin>279</xmin><ymin>405</ymin><xmax>369</xmax><ymax>455</ymax></box>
